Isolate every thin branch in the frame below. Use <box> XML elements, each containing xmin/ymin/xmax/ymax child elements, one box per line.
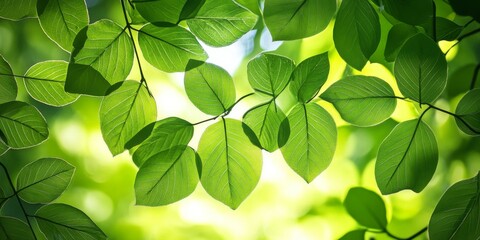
<box><xmin>193</xmin><ymin>93</ymin><xmax>255</xmax><ymax>126</ymax></box>
<box><xmin>470</xmin><ymin>64</ymin><xmax>480</xmax><ymax>90</ymax></box>
<box><xmin>381</xmin><ymin>226</ymin><xmax>428</xmax><ymax>240</ymax></box>
<box><xmin>445</xmin><ymin>28</ymin><xmax>480</xmax><ymax>55</ymax></box>
<box><xmin>426</xmin><ymin>103</ymin><xmax>480</xmax><ymax>134</ymax></box>
<box><xmin>432</xmin><ymin>1</ymin><xmax>437</xmax><ymax>42</ymax></box>
<box><xmin>464</xmin><ymin>19</ymin><xmax>475</xmax><ymax>29</ymax></box>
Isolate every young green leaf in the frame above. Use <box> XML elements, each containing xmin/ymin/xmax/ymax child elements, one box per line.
<box><xmin>0</xmin><ymin>0</ymin><xmax>36</xmax><ymax>20</ymax></box>
<box><xmin>384</xmin><ymin>23</ymin><xmax>418</xmax><ymax>62</ymax></box>
<box><xmin>66</xmin><ymin>19</ymin><xmax>133</xmax><ymax>95</ymax></box>
<box><xmin>247</xmin><ymin>53</ymin><xmax>295</xmax><ymax>97</ymax></box>
<box><xmin>321</xmin><ymin>76</ymin><xmax>397</xmax><ymax>126</ymax></box>
<box><xmin>449</xmin><ymin>0</ymin><xmax>480</xmax><ymax>22</ymax></box>
<box><xmin>429</xmin><ymin>173</ymin><xmax>480</xmax><ymax>240</ymax></box>
<box><xmin>344</xmin><ymin>187</ymin><xmax>388</xmax><ymax>230</ymax></box>
<box><xmin>333</xmin><ymin>0</ymin><xmax>380</xmax><ymax>70</ymax></box>
<box><xmin>16</xmin><ymin>158</ymin><xmax>75</xmax><ymax>204</ymax></box>
<box><xmin>290</xmin><ymin>53</ymin><xmax>329</xmax><ymax>103</ymax></box>
<box><xmin>100</xmin><ymin>81</ymin><xmax>156</xmax><ymax>156</ymax></box>
<box><xmin>380</xmin><ymin>0</ymin><xmax>432</xmax><ymax>25</ymax></box>
<box><xmin>187</xmin><ymin>0</ymin><xmax>258</xmax><ymax>47</ymax></box>
<box><xmin>339</xmin><ymin>229</ymin><xmax>366</xmax><ymax>240</ymax></box>
<box><xmin>125</xmin><ymin>0</ymin><xmax>148</xmax><ymax>25</ymax></box>
<box><xmin>234</xmin><ymin>0</ymin><xmax>260</xmax><ymax>15</ymax></box>
<box><xmin>35</xmin><ymin>203</ymin><xmax>107</xmax><ymax>240</ymax></box>
<box><xmin>37</xmin><ymin>0</ymin><xmax>89</xmax><ymax>52</ymax></box>
<box><xmin>421</xmin><ymin>17</ymin><xmax>462</xmax><ymax>41</ymax></box>
<box><xmin>0</xmin><ymin>216</ymin><xmax>35</xmax><ymax>240</ymax></box>
<box><xmin>24</xmin><ymin>61</ymin><xmax>79</xmax><ymax>106</ymax></box>
<box><xmin>243</xmin><ymin>101</ymin><xmax>287</xmax><ymax>152</ymax></box>
<box><xmin>138</xmin><ymin>24</ymin><xmax>207</xmax><ymax>73</ymax></box>
<box><xmin>135</xmin><ymin>146</ymin><xmax>199</xmax><ymax>206</ymax></box>
<box><xmin>132</xmin><ymin>117</ymin><xmax>194</xmax><ymax>167</ymax></box>
<box><xmin>263</xmin><ymin>0</ymin><xmax>336</xmax><ymax>40</ymax></box>
<box><xmin>281</xmin><ymin>103</ymin><xmax>337</xmax><ymax>183</ymax></box>
<box><xmin>0</xmin><ymin>55</ymin><xmax>17</xmax><ymax>104</ymax></box>
<box><xmin>133</xmin><ymin>0</ymin><xmax>200</xmax><ymax>24</ymax></box>
<box><xmin>198</xmin><ymin>118</ymin><xmax>262</xmax><ymax>209</ymax></box>
<box><xmin>394</xmin><ymin>33</ymin><xmax>447</xmax><ymax>104</ymax></box>
<box><xmin>0</xmin><ymin>101</ymin><xmax>48</xmax><ymax>149</ymax></box>
<box><xmin>375</xmin><ymin>119</ymin><xmax>438</xmax><ymax>194</ymax></box>
<box><xmin>184</xmin><ymin>62</ymin><xmax>236</xmax><ymax>116</ymax></box>
<box><xmin>455</xmin><ymin>89</ymin><xmax>480</xmax><ymax>136</ymax></box>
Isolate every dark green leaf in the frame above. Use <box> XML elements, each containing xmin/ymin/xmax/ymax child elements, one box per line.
<box><xmin>429</xmin><ymin>173</ymin><xmax>480</xmax><ymax>240</ymax></box>
<box><xmin>243</xmin><ymin>101</ymin><xmax>287</xmax><ymax>152</ymax></box>
<box><xmin>421</xmin><ymin>17</ymin><xmax>462</xmax><ymax>41</ymax></box>
<box><xmin>333</xmin><ymin>0</ymin><xmax>380</xmax><ymax>70</ymax></box>
<box><xmin>280</xmin><ymin>103</ymin><xmax>336</xmax><ymax>182</ymax></box>
<box><xmin>449</xmin><ymin>0</ymin><xmax>480</xmax><ymax>22</ymax></box>
<box><xmin>384</xmin><ymin>23</ymin><xmax>418</xmax><ymax>62</ymax></box>
<box><xmin>0</xmin><ymin>101</ymin><xmax>48</xmax><ymax>149</ymax></box>
<box><xmin>138</xmin><ymin>24</ymin><xmax>207</xmax><ymax>73</ymax></box>
<box><xmin>135</xmin><ymin>146</ymin><xmax>199</xmax><ymax>206</ymax></box>
<box><xmin>126</xmin><ymin>0</ymin><xmax>147</xmax><ymax>25</ymax></box>
<box><xmin>35</xmin><ymin>203</ymin><xmax>107</xmax><ymax>240</ymax></box>
<box><xmin>132</xmin><ymin>117</ymin><xmax>194</xmax><ymax>167</ymax></box>
<box><xmin>447</xmin><ymin>64</ymin><xmax>480</xmax><ymax>97</ymax></box>
<box><xmin>455</xmin><ymin>89</ymin><xmax>480</xmax><ymax>136</ymax></box>
<box><xmin>100</xmin><ymin>81</ymin><xmax>157</xmax><ymax>156</ymax></box>
<box><xmin>380</xmin><ymin>0</ymin><xmax>432</xmax><ymax>25</ymax></box>
<box><xmin>179</xmin><ymin>0</ymin><xmax>207</xmax><ymax>20</ymax></box>
<box><xmin>344</xmin><ymin>187</ymin><xmax>387</xmax><ymax>230</ymax></box>
<box><xmin>0</xmin><ymin>166</ymin><xmax>13</xmax><ymax>201</ymax></box>
<box><xmin>184</xmin><ymin>62</ymin><xmax>236</xmax><ymax>115</ymax></box>
<box><xmin>0</xmin><ymin>140</ymin><xmax>7</xmax><ymax>156</ymax></box>
<box><xmin>0</xmin><ymin>55</ymin><xmax>17</xmax><ymax>104</ymax></box>
<box><xmin>133</xmin><ymin>0</ymin><xmax>186</xmax><ymax>24</ymax></box>
<box><xmin>16</xmin><ymin>158</ymin><xmax>75</xmax><ymax>204</ymax></box>
<box><xmin>321</xmin><ymin>76</ymin><xmax>397</xmax><ymax>126</ymax></box>
<box><xmin>0</xmin><ymin>0</ymin><xmax>36</xmax><ymax>20</ymax></box>
<box><xmin>234</xmin><ymin>0</ymin><xmax>260</xmax><ymax>15</ymax></box>
<box><xmin>339</xmin><ymin>229</ymin><xmax>366</xmax><ymax>240</ymax></box>
<box><xmin>37</xmin><ymin>0</ymin><xmax>89</xmax><ymax>51</ymax></box>
<box><xmin>24</xmin><ymin>61</ymin><xmax>79</xmax><ymax>106</ymax></box>
<box><xmin>187</xmin><ymin>0</ymin><xmax>258</xmax><ymax>47</ymax></box>
<box><xmin>375</xmin><ymin>119</ymin><xmax>438</xmax><ymax>194</ymax></box>
<box><xmin>247</xmin><ymin>53</ymin><xmax>295</xmax><ymax>97</ymax></box>
<box><xmin>0</xmin><ymin>216</ymin><xmax>35</xmax><ymax>240</ymax></box>
<box><xmin>394</xmin><ymin>33</ymin><xmax>447</xmax><ymax>104</ymax></box>
<box><xmin>263</xmin><ymin>0</ymin><xmax>336</xmax><ymax>40</ymax></box>
<box><xmin>199</xmin><ymin>118</ymin><xmax>262</xmax><ymax>209</ymax></box>
<box><xmin>65</xmin><ymin>63</ymin><xmax>111</xmax><ymax>96</ymax></box>
<box><xmin>290</xmin><ymin>53</ymin><xmax>329</xmax><ymax>102</ymax></box>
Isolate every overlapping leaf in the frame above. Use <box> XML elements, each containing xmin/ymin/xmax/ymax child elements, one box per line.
<box><xmin>37</xmin><ymin>0</ymin><xmax>89</xmax><ymax>51</ymax></box>
<box><xmin>449</xmin><ymin>0</ymin><xmax>480</xmax><ymax>22</ymax></box>
<box><xmin>16</xmin><ymin>158</ymin><xmax>74</xmax><ymax>203</ymax></box>
<box><xmin>0</xmin><ymin>140</ymin><xmax>7</xmax><ymax>157</ymax></box>
<box><xmin>100</xmin><ymin>81</ymin><xmax>157</xmax><ymax>156</ymax></box>
<box><xmin>247</xmin><ymin>53</ymin><xmax>294</xmax><ymax>97</ymax></box>
<box><xmin>339</xmin><ymin>229</ymin><xmax>366</xmax><ymax>240</ymax></box>
<box><xmin>289</xmin><ymin>53</ymin><xmax>329</xmax><ymax>102</ymax></box>
<box><xmin>133</xmin><ymin>0</ymin><xmax>205</xmax><ymax>24</ymax></box>
<box><xmin>198</xmin><ymin>118</ymin><xmax>262</xmax><ymax>209</ymax></box>
<box><xmin>344</xmin><ymin>187</ymin><xmax>388</xmax><ymax>230</ymax></box>
<box><xmin>455</xmin><ymin>89</ymin><xmax>480</xmax><ymax>136</ymax></box>
<box><xmin>321</xmin><ymin>76</ymin><xmax>397</xmax><ymax>126</ymax></box>
<box><xmin>263</xmin><ymin>0</ymin><xmax>336</xmax><ymax>40</ymax></box>
<box><xmin>333</xmin><ymin>0</ymin><xmax>380</xmax><ymax>70</ymax></box>
<box><xmin>184</xmin><ymin>62</ymin><xmax>235</xmax><ymax>115</ymax></box>
<box><xmin>394</xmin><ymin>33</ymin><xmax>447</xmax><ymax>104</ymax></box>
<box><xmin>0</xmin><ymin>0</ymin><xmax>36</xmax><ymax>20</ymax></box>
<box><xmin>422</xmin><ymin>17</ymin><xmax>462</xmax><ymax>41</ymax></box>
<box><xmin>0</xmin><ymin>216</ymin><xmax>35</xmax><ymax>240</ymax></box>
<box><xmin>281</xmin><ymin>103</ymin><xmax>336</xmax><ymax>182</ymax></box>
<box><xmin>384</xmin><ymin>23</ymin><xmax>418</xmax><ymax>62</ymax></box>
<box><xmin>24</xmin><ymin>61</ymin><xmax>79</xmax><ymax>106</ymax></box>
<box><xmin>0</xmin><ymin>101</ymin><xmax>48</xmax><ymax>149</ymax></box>
<box><xmin>375</xmin><ymin>119</ymin><xmax>438</xmax><ymax>194</ymax></box>
<box><xmin>0</xmin><ymin>166</ymin><xmax>13</xmax><ymax>202</ymax></box>
<box><xmin>379</xmin><ymin>0</ymin><xmax>432</xmax><ymax>25</ymax></box>
<box><xmin>234</xmin><ymin>0</ymin><xmax>260</xmax><ymax>15</ymax></box>
<box><xmin>0</xmin><ymin>55</ymin><xmax>17</xmax><ymax>104</ymax></box>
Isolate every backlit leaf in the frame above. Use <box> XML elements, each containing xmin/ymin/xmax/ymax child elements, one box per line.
<box><xmin>384</xmin><ymin>23</ymin><xmax>418</xmax><ymax>62</ymax></box>
<box><xmin>0</xmin><ymin>55</ymin><xmax>17</xmax><ymax>104</ymax></box>
<box><xmin>344</xmin><ymin>187</ymin><xmax>387</xmax><ymax>230</ymax></box>
<box><xmin>455</xmin><ymin>89</ymin><xmax>480</xmax><ymax>136</ymax></box>
<box><xmin>290</xmin><ymin>53</ymin><xmax>329</xmax><ymax>102</ymax></box>
<box><xmin>0</xmin><ymin>0</ymin><xmax>36</xmax><ymax>20</ymax></box>
<box><xmin>0</xmin><ymin>216</ymin><xmax>35</xmax><ymax>240</ymax></box>
<box><xmin>339</xmin><ymin>229</ymin><xmax>366</xmax><ymax>240</ymax></box>
<box><xmin>421</xmin><ymin>17</ymin><xmax>462</xmax><ymax>41</ymax></box>
<box><xmin>133</xmin><ymin>0</ymin><xmax>204</xmax><ymax>24</ymax></box>
<box><xmin>380</xmin><ymin>0</ymin><xmax>432</xmax><ymax>25</ymax></box>
<box><xmin>247</xmin><ymin>53</ymin><xmax>295</xmax><ymax>97</ymax></box>
<box><xmin>234</xmin><ymin>0</ymin><xmax>260</xmax><ymax>15</ymax></box>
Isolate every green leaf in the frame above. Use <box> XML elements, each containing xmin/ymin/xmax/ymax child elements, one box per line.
<box><xmin>24</xmin><ymin>61</ymin><xmax>79</xmax><ymax>106</ymax></box>
<box><xmin>35</xmin><ymin>203</ymin><xmax>107</xmax><ymax>240</ymax></box>
<box><xmin>455</xmin><ymin>89</ymin><xmax>480</xmax><ymax>136</ymax></box>
<box><xmin>16</xmin><ymin>158</ymin><xmax>74</xmax><ymax>204</ymax></box>
<box><xmin>0</xmin><ymin>140</ymin><xmax>7</xmax><ymax>156</ymax></box>
<box><xmin>66</xmin><ymin>19</ymin><xmax>133</xmax><ymax>96</ymax></box>
<box><xmin>0</xmin><ymin>216</ymin><xmax>35</xmax><ymax>240</ymax></box>
<box><xmin>199</xmin><ymin>118</ymin><xmax>262</xmax><ymax>209</ymax></box>
<box><xmin>344</xmin><ymin>187</ymin><xmax>387</xmax><ymax>230</ymax></box>
<box><xmin>339</xmin><ymin>229</ymin><xmax>366</xmax><ymax>240</ymax></box>
<box><xmin>184</xmin><ymin>62</ymin><xmax>236</xmax><ymax>115</ymax></box>
<box><xmin>125</xmin><ymin>0</ymin><xmax>148</xmax><ymax>25</ymax></box>
<box><xmin>333</xmin><ymin>0</ymin><xmax>380</xmax><ymax>71</ymax></box>
<box><xmin>133</xmin><ymin>0</ymin><xmax>195</xmax><ymax>24</ymax></box>
<box><xmin>375</xmin><ymin>119</ymin><xmax>438</xmax><ymax>194</ymax></box>
<box><xmin>138</xmin><ymin>24</ymin><xmax>208</xmax><ymax>73</ymax></box>
<box><xmin>380</xmin><ymin>0</ymin><xmax>432</xmax><ymax>25</ymax></box>
<box><xmin>0</xmin><ymin>101</ymin><xmax>48</xmax><ymax>149</ymax></box>
<box><xmin>132</xmin><ymin>117</ymin><xmax>194</xmax><ymax>167</ymax></box>
<box><xmin>186</xmin><ymin>0</ymin><xmax>258</xmax><ymax>47</ymax></box>
<box><xmin>429</xmin><ymin>173</ymin><xmax>480</xmax><ymax>240</ymax></box>
<box><xmin>233</xmin><ymin>0</ymin><xmax>260</xmax><ymax>15</ymax></box>
<box><xmin>280</xmin><ymin>103</ymin><xmax>337</xmax><ymax>182</ymax></box>
<box><xmin>289</xmin><ymin>53</ymin><xmax>329</xmax><ymax>102</ymax></box>
<box><xmin>135</xmin><ymin>146</ymin><xmax>199</xmax><ymax>206</ymax></box>
<box><xmin>0</xmin><ymin>166</ymin><xmax>13</xmax><ymax>201</ymax></box>
<box><xmin>37</xmin><ymin>0</ymin><xmax>89</xmax><ymax>52</ymax></box>
<box><xmin>263</xmin><ymin>0</ymin><xmax>336</xmax><ymax>40</ymax></box>
<box><xmin>421</xmin><ymin>17</ymin><xmax>462</xmax><ymax>41</ymax></box>
<box><xmin>247</xmin><ymin>53</ymin><xmax>295</xmax><ymax>97</ymax></box>
<box><xmin>0</xmin><ymin>0</ymin><xmax>36</xmax><ymax>20</ymax></box>
<box><xmin>0</xmin><ymin>55</ymin><xmax>17</xmax><ymax>104</ymax></box>
<box><xmin>384</xmin><ymin>23</ymin><xmax>418</xmax><ymax>62</ymax></box>
<box><xmin>321</xmin><ymin>76</ymin><xmax>397</xmax><ymax>126</ymax></box>
<box><xmin>394</xmin><ymin>33</ymin><xmax>447</xmax><ymax>104</ymax></box>
<box><xmin>243</xmin><ymin>101</ymin><xmax>287</xmax><ymax>152</ymax></box>
<box><xmin>449</xmin><ymin>0</ymin><xmax>480</xmax><ymax>22</ymax></box>
<box><xmin>100</xmin><ymin>81</ymin><xmax>157</xmax><ymax>156</ymax></box>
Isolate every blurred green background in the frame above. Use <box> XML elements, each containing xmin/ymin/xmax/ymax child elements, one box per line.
<box><xmin>1</xmin><ymin>0</ymin><xmax>479</xmax><ymax>239</ymax></box>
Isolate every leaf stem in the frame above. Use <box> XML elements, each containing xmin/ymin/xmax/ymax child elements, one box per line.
<box><xmin>425</xmin><ymin>103</ymin><xmax>480</xmax><ymax>134</ymax></box>
<box><xmin>382</xmin><ymin>227</ymin><xmax>428</xmax><ymax>240</ymax></box>
<box><xmin>445</xmin><ymin>27</ymin><xmax>480</xmax><ymax>55</ymax></box>
<box><xmin>470</xmin><ymin>64</ymin><xmax>480</xmax><ymax>90</ymax></box>
<box><xmin>193</xmin><ymin>93</ymin><xmax>255</xmax><ymax>126</ymax></box>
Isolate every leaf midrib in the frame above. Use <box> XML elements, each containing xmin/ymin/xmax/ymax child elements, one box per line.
<box><xmin>17</xmin><ymin>167</ymin><xmax>73</xmax><ymax>193</ymax></box>
<box><xmin>0</xmin><ymin>115</ymin><xmax>47</xmax><ymax>138</ymax></box>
